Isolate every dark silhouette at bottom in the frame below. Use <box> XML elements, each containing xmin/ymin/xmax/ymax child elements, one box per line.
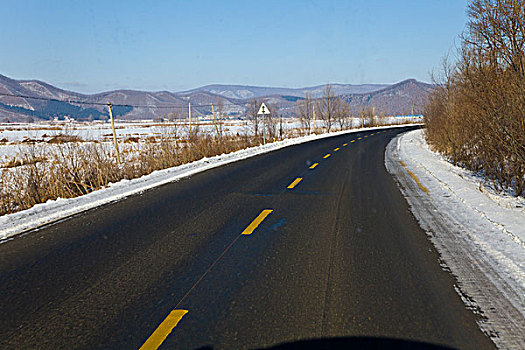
<box><xmin>196</xmin><ymin>336</ymin><xmax>457</xmax><ymax>350</ymax></box>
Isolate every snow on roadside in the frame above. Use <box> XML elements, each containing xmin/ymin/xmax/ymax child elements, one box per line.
<box><xmin>386</xmin><ymin>129</ymin><xmax>525</xmax><ymax>349</ymax></box>
<box><xmin>0</xmin><ymin>124</ymin><xmax>416</xmax><ymax>241</ymax></box>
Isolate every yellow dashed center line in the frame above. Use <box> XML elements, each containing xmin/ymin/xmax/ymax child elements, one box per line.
<box><xmin>287</xmin><ymin>177</ymin><xmax>303</xmax><ymax>189</ymax></box>
<box><xmin>141</xmin><ymin>209</ymin><xmax>275</xmax><ymax>348</ymax></box>
<box><xmin>140</xmin><ymin>310</ymin><xmax>188</xmax><ymax>350</ymax></box>
<box><xmin>140</xmin><ymin>128</ymin><xmax>404</xmax><ymax>349</ymax></box>
<box><xmin>241</xmin><ymin>209</ymin><xmax>273</xmax><ymax>235</ymax></box>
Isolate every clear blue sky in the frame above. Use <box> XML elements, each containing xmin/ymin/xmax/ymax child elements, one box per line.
<box><xmin>1</xmin><ymin>0</ymin><xmax>469</xmax><ymax>93</ymax></box>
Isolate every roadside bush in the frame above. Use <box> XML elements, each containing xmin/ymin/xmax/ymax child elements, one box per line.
<box><xmin>0</xmin><ymin>132</ymin><xmax>269</xmax><ymax>216</ymax></box>
<box><xmin>425</xmin><ymin>0</ymin><xmax>525</xmax><ymax>196</ymax></box>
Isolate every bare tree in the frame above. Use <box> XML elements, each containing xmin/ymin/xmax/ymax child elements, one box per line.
<box><xmin>425</xmin><ymin>0</ymin><xmax>525</xmax><ymax>196</ymax></box>
<box><xmin>318</xmin><ymin>84</ymin><xmax>337</xmax><ymax>132</ymax></box>
<box><xmin>297</xmin><ymin>93</ymin><xmax>314</xmax><ymax>134</ymax></box>
<box><xmin>359</xmin><ymin>106</ymin><xmax>374</xmax><ymax>128</ymax></box>
<box><xmin>335</xmin><ymin>97</ymin><xmax>350</xmax><ymax>130</ymax></box>
<box><xmin>265</xmin><ymin>102</ymin><xmax>279</xmax><ymax>140</ymax></box>
<box><xmin>247</xmin><ymin>99</ymin><xmax>261</xmax><ymax>136</ymax></box>
<box><xmin>465</xmin><ymin>0</ymin><xmax>525</xmax><ymax>77</ymax></box>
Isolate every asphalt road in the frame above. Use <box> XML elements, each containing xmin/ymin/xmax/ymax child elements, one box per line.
<box><xmin>0</xmin><ymin>126</ymin><xmax>494</xmax><ymax>349</ymax></box>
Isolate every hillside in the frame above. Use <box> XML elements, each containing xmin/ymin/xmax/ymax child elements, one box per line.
<box><xmin>0</xmin><ymin>74</ymin><xmax>433</xmax><ymax>121</ymax></box>
<box><xmin>180</xmin><ymin>83</ymin><xmax>389</xmax><ymax>99</ymax></box>
<box><xmin>343</xmin><ymin>79</ymin><xmax>434</xmax><ymax>115</ymax></box>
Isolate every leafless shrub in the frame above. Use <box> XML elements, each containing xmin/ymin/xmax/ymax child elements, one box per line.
<box><xmin>298</xmin><ymin>93</ymin><xmax>314</xmax><ymax>135</ymax></box>
<box><xmin>265</xmin><ymin>102</ymin><xmax>279</xmax><ymax>140</ymax></box>
<box><xmin>0</xmin><ymin>129</ymin><xmax>277</xmax><ymax>216</ymax></box>
<box><xmin>335</xmin><ymin>98</ymin><xmax>350</xmax><ymax>130</ymax></box>
<box><xmin>425</xmin><ymin>0</ymin><xmax>525</xmax><ymax>196</ymax></box>
<box><xmin>318</xmin><ymin>84</ymin><xmax>337</xmax><ymax>132</ymax></box>
<box><xmin>359</xmin><ymin>107</ymin><xmax>374</xmax><ymax>128</ymax></box>
<box><xmin>247</xmin><ymin>98</ymin><xmax>262</xmax><ymax>137</ymax></box>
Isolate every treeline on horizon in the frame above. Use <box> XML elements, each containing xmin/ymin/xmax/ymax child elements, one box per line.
<box><xmin>425</xmin><ymin>0</ymin><xmax>525</xmax><ymax>196</ymax></box>
<box><xmin>0</xmin><ymin>100</ymin><xmax>132</xmax><ymax>122</ymax></box>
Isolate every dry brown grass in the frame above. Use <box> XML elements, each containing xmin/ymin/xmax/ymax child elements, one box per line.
<box><xmin>47</xmin><ymin>134</ymin><xmax>83</xmax><ymax>144</ymax></box>
<box><xmin>0</xmin><ymin>131</ymin><xmax>268</xmax><ymax>216</ymax></box>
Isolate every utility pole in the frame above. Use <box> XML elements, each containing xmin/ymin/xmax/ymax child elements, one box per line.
<box><xmin>211</xmin><ymin>102</ymin><xmax>220</xmax><ymax>140</ymax></box>
<box><xmin>188</xmin><ymin>102</ymin><xmax>192</xmax><ymax>136</ymax></box>
<box><xmin>279</xmin><ymin>114</ymin><xmax>283</xmax><ymax>140</ymax></box>
<box><xmin>107</xmin><ymin>102</ymin><xmax>121</xmax><ymax>164</ymax></box>
<box><xmin>312</xmin><ymin>104</ymin><xmax>316</xmax><ymax>134</ymax></box>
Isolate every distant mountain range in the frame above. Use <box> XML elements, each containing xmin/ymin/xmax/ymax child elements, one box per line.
<box><xmin>0</xmin><ymin>74</ymin><xmax>433</xmax><ymax>122</ymax></box>
<box><xmin>179</xmin><ymin>83</ymin><xmax>390</xmax><ymax>100</ymax></box>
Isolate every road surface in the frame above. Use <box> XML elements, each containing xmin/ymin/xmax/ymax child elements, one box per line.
<box><xmin>0</xmin><ymin>126</ymin><xmax>494</xmax><ymax>349</ymax></box>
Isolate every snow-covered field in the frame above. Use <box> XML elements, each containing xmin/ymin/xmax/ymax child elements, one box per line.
<box><xmin>386</xmin><ymin>129</ymin><xmax>525</xmax><ymax>349</ymax></box>
<box><xmin>0</xmin><ymin>119</ymin><xmax>257</xmax><ymax>164</ymax></box>
<box><xmin>0</xmin><ymin>119</ymin><xmax>259</xmax><ymax>142</ymax></box>
<box><xmin>0</xmin><ymin>116</ymin><xmax>421</xmax><ymax>165</ymax></box>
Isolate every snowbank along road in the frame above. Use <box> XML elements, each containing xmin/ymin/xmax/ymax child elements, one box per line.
<box><xmin>386</xmin><ymin>130</ymin><xmax>525</xmax><ymax>349</ymax></box>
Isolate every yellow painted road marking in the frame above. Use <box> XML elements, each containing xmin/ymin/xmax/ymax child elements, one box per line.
<box><xmin>350</xmin><ymin>140</ymin><xmax>355</xmax><ymax>143</ymax></box>
<box><xmin>358</xmin><ymin>137</ymin><xmax>362</xmax><ymax>140</ymax></box>
<box><xmin>287</xmin><ymin>177</ymin><xmax>303</xmax><ymax>189</ymax></box>
<box><xmin>323</xmin><ymin>153</ymin><xmax>331</xmax><ymax>159</ymax></box>
<box><xmin>364</xmin><ymin>135</ymin><xmax>368</xmax><ymax>138</ymax></box>
<box><xmin>241</xmin><ymin>209</ymin><xmax>273</xmax><ymax>235</ymax></box>
<box><xmin>309</xmin><ymin>163</ymin><xmax>318</xmax><ymax>169</ymax></box>
<box><xmin>140</xmin><ymin>309</ymin><xmax>188</xmax><ymax>350</ymax></box>
<box><xmin>399</xmin><ymin>161</ymin><xmax>429</xmax><ymax>194</ymax></box>
<box><xmin>343</xmin><ymin>143</ymin><xmax>348</xmax><ymax>146</ymax></box>
<box><xmin>142</xmin><ymin>209</ymin><xmax>278</xmax><ymax>348</ymax></box>
<box><xmin>334</xmin><ymin>147</ymin><xmax>340</xmax><ymax>152</ymax></box>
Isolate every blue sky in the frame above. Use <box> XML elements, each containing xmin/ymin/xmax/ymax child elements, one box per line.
<box><xmin>1</xmin><ymin>0</ymin><xmax>469</xmax><ymax>93</ymax></box>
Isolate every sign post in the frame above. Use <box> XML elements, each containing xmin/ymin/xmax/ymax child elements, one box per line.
<box><xmin>257</xmin><ymin>102</ymin><xmax>271</xmax><ymax>144</ymax></box>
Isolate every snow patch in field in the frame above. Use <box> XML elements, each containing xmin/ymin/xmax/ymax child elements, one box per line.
<box><xmin>386</xmin><ymin>129</ymin><xmax>525</xmax><ymax>349</ymax></box>
<box><xmin>0</xmin><ymin>124</ymin><xmax>415</xmax><ymax>241</ymax></box>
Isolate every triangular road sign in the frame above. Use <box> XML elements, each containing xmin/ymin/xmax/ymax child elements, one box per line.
<box><xmin>257</xmin><ymin>102</ymin><xmax>271</xmax><ymax>115</ymax></box>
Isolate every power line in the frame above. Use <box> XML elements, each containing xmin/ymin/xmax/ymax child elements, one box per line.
<box><xmin>0</xmin><ymin>92</ymin><xmax>233</xmax><ymax>109</ymax></box>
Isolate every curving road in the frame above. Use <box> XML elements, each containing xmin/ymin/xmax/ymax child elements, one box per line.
<box><xmin>0</xmin><ymin>126</ymin><xmax>494</xmax><ymax>349</ymax></box>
